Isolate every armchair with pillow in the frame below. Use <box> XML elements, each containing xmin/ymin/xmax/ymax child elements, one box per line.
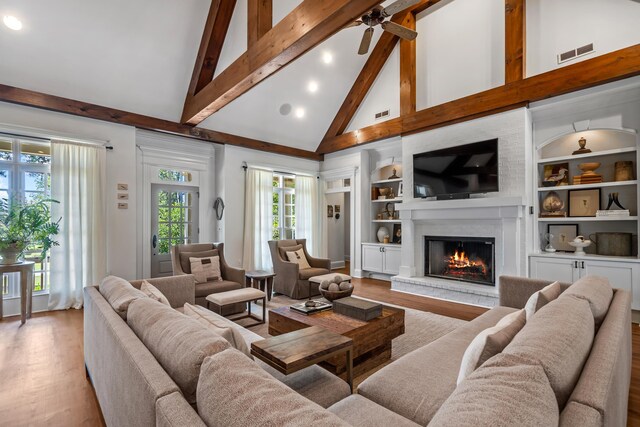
<box><xmin>268</xmin><ymin>239</ymin><xmax>331</xmax><ymax>299</ymax></box>
<box><xmin>171</xmin><ymin>243</ymin><xmax>245</xmax><ymax>315</ymax></box>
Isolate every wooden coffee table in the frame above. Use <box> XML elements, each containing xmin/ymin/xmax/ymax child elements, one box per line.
<box><xmin>251</xmin><ymin>326</ymin><xmax>354</xmax><ymax>389</ymax></box>
<box><xmin>268</xmin><ymin>303</ymin><xmax>405</xmax><ymax>380</ymax></box>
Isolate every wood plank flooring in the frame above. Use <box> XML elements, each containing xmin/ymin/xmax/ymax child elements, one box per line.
<box><xmin>0</xmin><ymin>275</ymin><xmax>638</xmax><ymax>426</ymax></box>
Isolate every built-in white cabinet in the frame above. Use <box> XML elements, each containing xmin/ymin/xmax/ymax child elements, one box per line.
<box><xmin>362</xmin><ymin>244</ymin><xmax>401</xmax><ymax>275</ymax></box>
<box><xmin>529</xmin><ymin>254</ymin><xmax>640</xmax><ymax>310</ymax></box>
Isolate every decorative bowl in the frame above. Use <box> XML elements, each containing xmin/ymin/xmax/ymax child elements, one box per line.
<box><xmin>578</xmin><ymin>162</ymin><xmax>601</xmax><ymax>176</ymax></box>
<box><xmin>568</xmin><ymin>239</ymin><xmax>592</xmax><ymax>256</ymax></box>
<box><xmin>319</xmin><ymin>281</ymin><xmax>353</xmax><ymax>301</ymax></box>
<box><xmin>378</xmin><ymin>187</ymin><xmax>391</xmax><ymax>197</ymax></box>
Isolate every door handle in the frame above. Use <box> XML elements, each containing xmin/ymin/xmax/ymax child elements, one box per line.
<box><xmin>574</xmin><ymin>261</ymin><xmax>578</xmax><ymax>269</ymax></box>
<box><xmin>581</xmin><ymin>261</ymin><xmax>585</xmax><ymax>269</ymax></box>
<box><xmin>152</xmin><ymin>235</ymin><xmax>157</xmax><ymax>249</ymax></box>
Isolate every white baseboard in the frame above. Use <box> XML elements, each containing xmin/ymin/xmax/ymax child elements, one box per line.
<box><xmin>1</xmin><ymin>293</ymin><xmax>50</xmax><ymax>318</ymax></box>
<box><xmin>331</xmin><ymin>261</ymin><xmax>346</xmax><ymax>270</ymax></box>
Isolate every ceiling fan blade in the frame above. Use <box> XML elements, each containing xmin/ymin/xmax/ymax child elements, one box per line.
<box><xmin>358</xmin><ymin>27</ymin><xmax>374</xmax><ymax>55</ymax></box>
<box><xmin>381</xmin><ymin>21</ymin><xmax>418</xmax><ymax>40</ymax></box>
<box><xmin>381</xmin><ymin>0</ymin><xmax>422</xmax><ymax>17</ymax></box>
<box><xmin>344</xmin><ymin>20</ymin><xmax>363</xmax><ymax>29</ymax></box>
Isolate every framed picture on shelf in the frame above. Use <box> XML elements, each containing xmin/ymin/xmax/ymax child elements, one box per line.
<box><xmin>398</xmin><ymin>182</ymin><xmax>404</xmax><ymax>197</ymax></box>
<box><xmin>547</xmin><ymin>224</ymin><xmax>579</xmax><ymax>252</ymax></box>
<box><xmin>543</xmin><ymin>162</ymin><xmax>569</xmax><ymax>186</ymax></box>
<box><xmin>392</xmin><ymin>224</ymin><xmax>402</xmax><ymax>244</ymax></box>
<box><xmin>568</xmin><ymin>189</ymin><xmax>601</xmax><ymax>217</ymax></box>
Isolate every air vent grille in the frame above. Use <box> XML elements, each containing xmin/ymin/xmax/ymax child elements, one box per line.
<box><xmin>375</xmin><ymin>109</ymin><xmax>390</xmax><ymax>120</ymax></box>
<box><xmin>558</xmin><ymin>43</ymin><xmax>595</xmax><ymax>64</ymax></box>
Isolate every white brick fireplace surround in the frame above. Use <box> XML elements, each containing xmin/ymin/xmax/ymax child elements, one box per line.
<box><xmin>393</xmin><ymin>108</ymin><xmax>533</xmax><ymax>307</ymax></box>
<box><xmin>393</xmin><ymin>197</ymin><xmax>528</xmax><ymax>307</ymax></box>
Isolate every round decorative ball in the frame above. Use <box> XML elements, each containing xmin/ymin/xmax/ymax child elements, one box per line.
<box><xmin>328</xmin><ymin>283</ymin><xmax>340</xmax><ymax>292</ymax></box>
<box><xmin>339</xmin><ymin>281</ymin><xmax>352</xmax><ymax>291</ymax></box>
<box><xmin>320</xmin><ymin>280</ymin><xmax>331</xmax><ymax>290</ymax></box>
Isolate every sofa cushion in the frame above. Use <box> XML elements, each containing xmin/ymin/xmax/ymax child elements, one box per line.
<box><xmin>194</xmin><ymin>280</ymin><xmax>242</xmax><ymax>298</ymax></box>
<box><xmin>429</xmin><ymin>353</ymin><xmax>559</xmax><ymax>427</ymax></box>
<box><xmin>358</xmin><ymin>306</ymin><xmax>517</xmax><ymax>425</ymax></box>
<box><xmin>524</xmin><ymin>280</ymin><xmax>561</xmax><ymax>320</ymax></box>
<box><xmin>278</xmin><ymin>244</ymin><xmax>303</xmax><ymax>261</ymax></box>
<box><xmin>189</xmin><ymin>256</ymin><xmax>223</xmax><ymax>284</ymax></box>
<box><xmin>127</xmin><ymin>297</ymin><xmax>230</xmax><ymax>405</ymax></box>
<box><xmin>286</xmin><ymin>248</ymin><xmax>312</xmax><ymax>269</ymax></box>
<box><xmin>503</xmin><ymin>295</ymin><xmax>594</xmax><ymax>408</ymax></box>
<box><xmin>196</xmin><ymin>349</ymin><xmax>349</xmax><ymax>427</ymax></box>
<box><xmin>183</xmin><ymin>303</ymin><xmax>252</xmax><ymax>359</ymax></box>
<box><xmin>560</xmin><ymin>402</ymin><xmax>602</xmax><ymax>427</ymax></box>
<box><xmin>561</xmin><ymin>275</ymin><xmax>613</xmax><ymax>328</ymax></box>
<box><xmin>179</xmin><ymin>249</ymin><xmax>218</xmax><ymax>274</ymax></box>
<box><xmin>140</xmin><ymin>280</ymin><xmax>170</xmax><ymax>306</ymax></box>
<box><xmin>99</xmin><ymin>275</ymin><xmax>147</xmax><ymax>319</ymax></box>
<box><xmin>457</xmin><ymin>309</ymin><xmax>526</xmax><ymax>384</ymax></box>
<box><xmin>328</xmin><ymin>395</ymin><xmax>420</xmax><ymax>427</ymax></box>
<box><xmin>299</xmin><ymin>267</ymin><xmax>331</xmax><ymax>280</ymax></box>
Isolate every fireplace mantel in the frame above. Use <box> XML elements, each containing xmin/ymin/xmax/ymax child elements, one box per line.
<box><xmin>397</xmin><ymin>196</ymin><xmax>527</xmax><ymax>221</ymax></box>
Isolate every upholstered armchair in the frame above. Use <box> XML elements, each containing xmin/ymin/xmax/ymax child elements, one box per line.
<box><xmin>171</xmin><ymin>242</ymin><xmax>245</xmax><ymax>314</ymax></box>
<box><xmin>268</xmin><ymin>239</ymin><xmax>331</xmax><ymax>299</ymax></box>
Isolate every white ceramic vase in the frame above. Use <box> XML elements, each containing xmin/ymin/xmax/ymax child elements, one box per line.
<box><xmin>377</xmin><ymin>226</ymin><xmax>390</xmax><ymax>243</ymax></box>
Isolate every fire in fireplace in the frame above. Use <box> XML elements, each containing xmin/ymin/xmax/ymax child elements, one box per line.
<box><xmin>424</xmin><ymin>236</ymin><xmax>495</xmax><ymax>286</ymax></box>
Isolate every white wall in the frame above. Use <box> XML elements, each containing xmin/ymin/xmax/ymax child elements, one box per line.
<box><xmin>416</xmin><ymin>0</ymin><xmax>505</xmax><ymax>109</ymax></box>
<box><xmin>0</xmin><ymin>101</ymin><xmax>138</xmax><ymax>280</ymax></box>
<box><xmin>326</xmin><ymin>192</ymin><xmax>345</xmax><ymax>267</ymax></box>
<box><xmin>346</xmin><ymin>45</ymin><xmax>400</xmax><ymax>132</ymax></box>
<box><xmin>344</xmin><ymin>194</ymin><xmax>351</xmax><ymax>260</ymax></box>
<box><xmin>527</xmin><ymin>0</ymin><xmax>640</xmax><ymax>77</ymax></box>
<box><xmin>218</xmin><ymin>145</ymin><xmax>320</xmax><ymax>268</ymax></box>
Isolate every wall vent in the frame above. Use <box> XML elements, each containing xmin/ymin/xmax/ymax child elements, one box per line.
<box><xmin>375</xmin><ymin>109</ymin><xmax>390</xmax><ymax>120</ymax></box>
<box><xmin>558</xmin><ymin>43</ymin><xmax>595</xmax><ymax>64</ymax></box>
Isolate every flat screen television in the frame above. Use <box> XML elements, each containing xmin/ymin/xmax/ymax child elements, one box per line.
<box><xmin>413</xmin><ymin>139</ymin><xmax>499</xmax><ymax>199</ymax></box>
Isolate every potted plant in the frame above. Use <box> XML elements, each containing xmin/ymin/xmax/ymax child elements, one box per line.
<box><xmin>0</xmin><ymin>198</ymin><xmax>61</xmax><ymax>265</ymax></box>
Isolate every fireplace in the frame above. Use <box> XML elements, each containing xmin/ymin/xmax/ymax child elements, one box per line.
<box><xmin>424</xmin><ymin>236</ymin><xmax>495</xmax><ymax>286</ymax></box>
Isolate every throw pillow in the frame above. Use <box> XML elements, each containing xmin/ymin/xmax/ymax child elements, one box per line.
<box><xmin>183</xmin><ymin>303</ymin><xmax>252</xmax><ymax>359</ymax></box>
<box><xmin>98</xmin><ymin>275</ymin><xmax>147</xmax><ymax>320</ymax></box>
<box><xmin>189</xmin><ymin>256</ymin><xmax>223</xmax><ymax>284</ymax></box>
<box><xmin>286</xmin><ymin>248</ymin><xmax>311</xmax><ymax>270</ymax></box>
<box><xmin>457</xmin><ymin>309</ymin><xmax>526</xmax><ymax>384</ymax></box>
<box><xmin>140</xmin><ymin>280</ymin><xmax>170</xmax><ymax>306</ymax></box>
<box><xmin>524</xmin><ymin>281</ymin><xmax>561</xmax><ymax>320</ymax></box>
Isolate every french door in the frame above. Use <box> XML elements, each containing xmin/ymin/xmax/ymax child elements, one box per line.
<box><xmin>150</xmin><ymin>184</ymin><xmax>199</xmax><ymax>277</ymax></box>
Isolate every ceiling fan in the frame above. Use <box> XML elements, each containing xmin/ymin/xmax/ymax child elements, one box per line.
<box><xmin>348</xmin><ymin>0</ymin><xmax>421</xmax><ymax>55</ymax></box>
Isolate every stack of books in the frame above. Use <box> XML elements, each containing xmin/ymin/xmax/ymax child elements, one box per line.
<box><xmin>573</xmin><ymin>175</ymin><xmax>603</xmax><ymax>185</ymax></box>
<box><xmin>596</xmin><ymin>210</ymin><xmax>630</xmax><ymax>217</ymax></box>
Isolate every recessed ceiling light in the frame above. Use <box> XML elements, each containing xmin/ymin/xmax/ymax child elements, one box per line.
<box><xmin>295</xmin><ymin>108</ymin><xmax>305</xmax><ymax>119</ymax></box>
<box><xmin>307</xmin><ymin>81</ymin><xmax>319</xmax><ymax>93</ymax></box>
<box><xmin>3</xmin><ymin>15</ymin><xmax>22</xmax><ymax>31</ymax></box>
<box><xmin>322</xmin><ymin>51</ymin><xmax>333</xmax><ymax>64</ymax></box>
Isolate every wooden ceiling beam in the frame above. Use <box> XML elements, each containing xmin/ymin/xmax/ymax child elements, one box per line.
<box><xmin>248</xmin><ymin>0</ymin><xmax>273</xmax><ymax>48</ymax></box>
<box><xmin>0</xmin><ymin>84</ymin><xmax>322</xmax><ymax>161</ymax></box>
<box><xmin>188</xmin><ymin>0</ymin><xmax>237</xmax><ymax>96</ymax></box>
<box><xmin>400</xmin><ymin>12</ymin><xmax>417</xmax><ymax>116</ymax></box>
<box><xmin>318</xmin><ymin>44</ymin><xmax>640</xmax><ymax>153</ymax></box>
<box><xmin>181</xmin><ymin>0</ymin><xmax>382</xmax><ymax>126</ymax></box>
<box><xmin>505</xmin><ymin>0</ymin><xmax>526</xmax><ymax>83</ymax></box>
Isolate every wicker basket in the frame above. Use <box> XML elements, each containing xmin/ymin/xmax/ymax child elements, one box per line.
<box><xmin>319</xmin><ymin>286</ymin><xmax>353</xmax><ymax>302</ymax></box>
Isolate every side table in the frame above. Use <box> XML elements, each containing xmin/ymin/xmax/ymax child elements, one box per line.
<box><xmin>245</xmin><ymin>270</ymin><xmax>276</xmax><ymax>301</ymax></box>
<box><xmin>0</xmin><ymin>261</ymin><xmax>35</xmax><ymax>325</ymax></box>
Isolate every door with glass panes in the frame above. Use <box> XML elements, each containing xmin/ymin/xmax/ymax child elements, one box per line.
<box><xmin>150</xmin><ymin>184</ymin><xmax>199</xmax><ymax>277</ymax></box>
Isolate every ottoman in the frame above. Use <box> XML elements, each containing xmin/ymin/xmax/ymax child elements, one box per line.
<box><xmin>206</xmin><ymin>287</ymin><xmax>266</xmax><ymax>325</ymax></box>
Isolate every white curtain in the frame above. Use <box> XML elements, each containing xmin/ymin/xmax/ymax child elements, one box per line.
<box><xmin>49</xmin><ymin>141</ymin><xmax>107</xmax><ymax>310</ymax></box>
<box><xmin>243</xmin><ymin>168</ymin><xmax>273</xmax><ymax>271</ymax></box>
<box><xmin>295</xmin><ymin>175</ymin><xmax>318</xmax><ymax>256</ymax></box>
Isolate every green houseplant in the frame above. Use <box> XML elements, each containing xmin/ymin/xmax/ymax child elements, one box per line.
<box><xmin>0</xmin><ymin>198</ymin><xmax>61</xmax><ymax>265</ymax></box>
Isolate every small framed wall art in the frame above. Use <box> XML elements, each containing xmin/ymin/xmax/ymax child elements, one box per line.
<box><xmin>547</xmin><ymin>224</ymin><xmax>578</xmax><ymax>252</ymax></box>
<box><xmin>392</xmin><ymin>224</ymin><xmax>402</xmax><ymax>244</ymax></box>
<box><xmin>568</xmin><ymin>188</ymin><xmax>601</xmax><ymax>217</ymax></box>
<box><xmin>327</xmin><ymin>205</ymin><xmax>334</xmax><ymax>218</ymax></box>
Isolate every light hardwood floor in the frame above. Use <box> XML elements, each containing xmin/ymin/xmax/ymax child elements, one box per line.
<box><xmin>1</xmin><ymin>276</ymin><xmax>638</xmax><ymax>426</ymax></box>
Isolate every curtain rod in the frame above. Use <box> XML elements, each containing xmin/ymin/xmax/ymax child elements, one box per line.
<box><xmin>241</xmin><ymin>161</ymin><xmax>317</xmax><ymax>177</ymax></box>
<box><xmin>0</xmin><ymin>131</ymin><xmax>114</xmax><ymax>150</ymax></box>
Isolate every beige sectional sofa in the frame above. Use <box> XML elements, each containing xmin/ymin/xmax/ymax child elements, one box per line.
<box><xmin>84</xmin><ymin>274</ymin><xmax>631</xmax><ymax>426</ymax></box>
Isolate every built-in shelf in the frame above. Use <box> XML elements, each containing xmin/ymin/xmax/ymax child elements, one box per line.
<box><xmin>372</xmin><ymin>198</ymin><xmax>403</xmax><ymax>203</ymax></box>
<box><xmin>537</xmin><ymin>180</ymin><xmax>637</xmax><ymax>192</ymax></box>
<box><xmin>371</xmin><ymin>178</ymin><xmax>403</xmax><ymax>185</ymax></box>
<box><xmin>372</xmin><ymin>220</ymin><xmax>401</xmax><ymax>223</ymax></box>
<box><xmin>537</xmin><ymin>147</ymin><xmax>637</xmax><ymax>164</ymax></box>
<box><xmin>538</xmin><ymin>216</ymin><xmax>638</xmax><ymax>222</ymax></box>
<box><xmin>530</xmin><ymin>252</ymin><xmax>640</xmax><ymax>263</ymax></box>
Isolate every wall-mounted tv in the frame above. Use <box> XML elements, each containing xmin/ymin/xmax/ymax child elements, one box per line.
<box><xmin>413</xmin><ymin>139</ymin><xmax>499</xmax><ymax>200</ymax></box>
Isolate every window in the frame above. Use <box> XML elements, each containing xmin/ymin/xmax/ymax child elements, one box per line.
<box><xmin>0</xmin><ymin>136</ymin><xmax>51</xmax><ymax>298</ymax></box>
<box><xmin>158</xmin><ymin>169</ymin><xmax>192</xmax><ymax>182</ymax></box>
<box><xmin>272</xmin><ymin>174</ymin><xmax>295</xmax><ymax>240</ymax></box>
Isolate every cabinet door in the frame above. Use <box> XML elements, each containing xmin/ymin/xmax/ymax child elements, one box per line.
<box><xmin>581</xmin><ymin>260</ymin><xmax>640</xmax><ymax>310</ymax></box>
<box><xmin>530</xmin><ymin>256</ymin><xmax>578</xmax><ymax>283</ymax></box>
<box><xmin>362</xmin><ymin>245</ymin><xmax>384</xmax><ymax>273</ymax></box>
<box><xmin>382</xmin><ymin>246</ymin><xmax>402</xmax><ymax>275</ymax></box>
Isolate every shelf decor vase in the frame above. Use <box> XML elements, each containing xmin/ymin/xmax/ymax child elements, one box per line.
<box><xmin>377</xmin><ymin>226</ymin><xmax>390</xmax><ymax>243</ymax></box>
